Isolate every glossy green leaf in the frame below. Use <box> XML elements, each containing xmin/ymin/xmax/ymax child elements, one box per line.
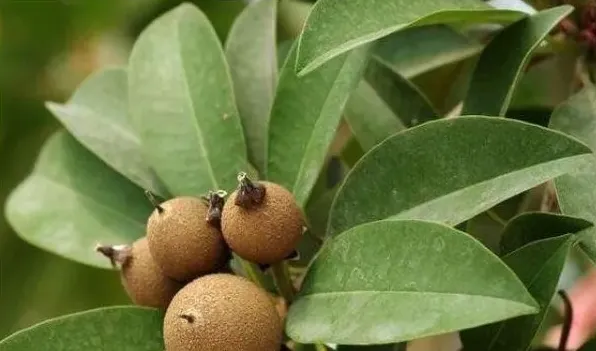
<box><xmin>328</xmin><ymin>117</ymin><xmax>592</xmax><ymax>237</ymax></box>
<box><xmin>461</xmin><ymin>235</ymin><xmax>574</xmax><ymax>351</ymax></box>
<box><xmin>344</xmin><ymin>80</ymin><xmax>405</xmax><ymax>151</ymax></box>
<box><xmin>0</xmin><ymin>307</ymin><xmax>163</xmax><ymax>351</ymax></box>
<box><xmin>225</xmin><ymin>0</ymin><xmax>277</xmax><ymax>176</ymax></box>
<box><xmin>267</xmin><ymin>43</ymin><xmax>369</xmax><ymax>206</ymax></box>
<box><xmin>462</xmin><ymin>6</ymin><xmax>573</xmax><ymax>116</ymax></box>
<box><xmin>129</xmin><ymin>3</ymin><xmax>246</xmax><ymax>196</ymax></box>
<box><xmin>372</xmin><ymin>25</ymin><xmax>483</xmax><ymax>78</ymax></box>
<box><xmin>287</xmin><ymin>220</ymin><xmax>538</xmax><ymax>345</ymax></box>
<box><xmin>295</xmin><ymin>0</ymin><xmax>522</xmax><ymax>75</ymax></box>
<box><xmin>45</xmin><ymin>68</ymin><xmax>166</xmax><ymax>196</ymax></box>
<box><xmin>550</xmin><ymin>85</ymin><xmax>596</xmax><ymax>263</ymax></box>
<box><xmin>364</xmin><ymin>60</ymin><xmax>437</xmax><ymax>127</ymax></box>
<box><xmin>500</xmin><ymin>212</ymin><xmax>592</xmax><ymax>256</ymax></box>
<box><xmin>5</xmin><ymin>131</ymin><xmax>152</xmax><ymax>269</ymax></box>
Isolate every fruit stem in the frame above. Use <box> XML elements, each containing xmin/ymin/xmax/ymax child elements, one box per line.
<box><xmin>271</xmin><ymin>261</ymin><xmax>295</xmax><ymax>303</ymax></box>
<box><xmin>314</xmin><ymin>343</ymin><xmax>327</xmax><ymax>351</ymax></box>
<box><xmin>236</xmin><ymin>255</ymin><xmax>265</xmax><ymax>288</ymax></box>
<box><xmin>144</xmin><ymin>190</ymin><xmax>164</xmax><ymax>213</ymax></box>
<box><xmin>558</xmin><ymin>290</ymin><xmax>573</xmax><ymax>351</ymax></box>
<box><xmin>235</xmin><ymin>172</ymin><xmax>266</xmax><ymax>208</ymax></box>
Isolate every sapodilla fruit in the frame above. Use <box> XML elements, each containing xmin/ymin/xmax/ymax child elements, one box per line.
<box><xmin>96</xmin><ymin>237</ymin><xmax>181</xmax><ymax>309</ymax></box>
<box><xmin>221</xmin><ymin>173</ymin><xmax>305</xmax><ymax>264</ymax></box>
<box><xmin>146</xmin><ymin>195</ymin><xmax>227</xmax><ymax>282</ymax></box>
<box><xmin>163</xmin><ymin>273</ymin><xmax>282</xmax><ymax>351</ymax></box>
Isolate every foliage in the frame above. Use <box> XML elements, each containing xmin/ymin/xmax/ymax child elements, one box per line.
<box><xmin>3</xmin><ymin>0</ymin><xmax>596</xmax><ymax>350</ymax></box>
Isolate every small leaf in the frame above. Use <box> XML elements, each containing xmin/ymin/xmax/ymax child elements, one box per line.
<box><xmin>45</xmin><ymin>68</ymin><xmax>166</xmax><ymax>196</ymax></box>
<box><xmin>344</xmin><ymin>80</ymin><xmax>405</xmax><ymax>151</ymax></box>
<box><xmin>5</xmin><ymin>131</ymin><xmax>152</xmax><ymax>269</ymax></box>
<box><xmin>287</xmin><ymin>220</ymin><xmax>538</xmax><ymax>345</ymax></box>
<box><xmin>0</xmin><ymin>306</ymin><xmax>163</xmax><ymax>351</ymax></box>
<box><xmin>267</xmin><ymin>43</ymin><xmax>369</xmax><ymax>206</ymax></box>
<box><xmin>129</xmin><ymin>3</ymin><xmax>246</xmax><ymax>196</ymax></box>
<box><xmin>462</xmin><ymin>6</ymin><xmax>573</xmax><ymax>116</ymax></box>
<box><xmin>295</xmin><ymin>0</ymin><xmax>522</xmax><ymax>75</ymax></box>
<box><xmin>225</xmin><ymin>0</ymin><xmax>277</xmax><ymax>176</ymax></box>
<box><xmin>373</xmin><ymin>25</ymin><xmax>483</xmax><ymax>78</ymax></box>
<box><xmin>550</xmin><ymin>85</ymin><xmax>596</xmax><ymax>263</ymax></box>
<box><xmin>461</xmin><ymin>235</ymin><xmax>574</xmax><ymax>351</ymax></box>
<box><xmin>328</xmin><ymin>117</ymin><xmax>592</xmax><ymax>237</ymax></box>
<box><xmin>364</xmin><ymin>60</ymin><xmax>437</xmax><ymax>127</ymax></box>
<box><xmin>500</xmin><ymin>212</ymin><xmax>592</xmax><ymax>256</ymax></box>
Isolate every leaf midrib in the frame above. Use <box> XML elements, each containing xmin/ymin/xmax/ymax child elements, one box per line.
<box><xmin>390</xmin><ymin>155</ymin><xmax>589</xmax><ymax>225</ymax></box>
<box><xmin>291</xmin><ymin>51</ymin><xmax>359</xmax><ymax>201</ymax></box>
<box><xmin>33</xmin><ymin>174</ymin><xmax>146</xmax><ymax>231</ymax></box>
<box><xmin>297</xmin><ymin>290</ymin><xmax>535</xmax><ymax>308</ymax></box>
<box><xmin>175</xmin><ymin>13</ymin><xmax>219</xmax><ymax>190</ymax></box>
<box><xmin>49</xmin><ymin>103</ymin><xmax>139</xmax><ymax>145</ymax></box>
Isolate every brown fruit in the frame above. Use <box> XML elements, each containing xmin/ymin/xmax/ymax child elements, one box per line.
<box><xmin>222</xmin><ymin>181</ymin><xmax>304</xmax><ymax>264</ymax></box>
<box><xmin>146</xmin><ymin>196</ymin><xmax>227</xmax><ymax>282</ymax></box>
<box><xmin>163</xmin><ymin>273</ymin><xmax>282</xmax><ymax>351</ymax></box>
<box><xmin>96</xmin><ymin>238</ymin><xmax>181</xmax><ymax>309</ymax></box>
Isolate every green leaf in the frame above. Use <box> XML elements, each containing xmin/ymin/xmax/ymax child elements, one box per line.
<box><xmin>5</xmin><ymin>131</ymin><xmax>152</xmax><ymax>269</ymax></box>
<box><xmin>45</xmin><ymin>68</ymin><xmax>166</xmax><ymax>196</ymax></box>
<box><xmin>461</xmin><ymin>235</ymin><xmax>574</xmax><ymax>351</ymax></box>
<box><xmin>0</xmin><ymin>306</ymin><xmax>163</xmax><ymax>351</ymax></box>
<box><xmin>267</xmin><ymin>43</ymin><xmax>369</xmax><ymax>206</ymax></box>
<box><xmin>128</xmin><ymin>3</ymin><xmax>246</xmax><ymax>196</ymax></box>
<box><xmin>500</xmin><ymin>212</ymin><xmax>592</xmax><ymax>256</ymax></box>
<box><xmin>225</xmin><ymin>0</ymin><xmax>277</xmax><ymax>176</ymax></box>
<box><xmin>364</xmin><ymin>60</ymin><xmax>437</xmax><ymax>127</ymax></box>
<box><xmin>295</xmin><ymin>0</ymin><xmax>522</xmax><ymax>75</ymax></box>
<box><xmin>287</xmin><ymin>220</ymin><xmax>538</xmax><ymax>345</ymax></box>
<box><xmin>328</xmin><ymin>117</ymin><xmax>592</xmax><ymax>237</ymax></box>
<box><xmin>550</xmin><ymin>85</ymin><xmax>596</xmax><ymax>263</ymax></box>
<box><xmin>344</xmin><ymin>80</ymin><xmax>405</xmax><ymax>151</ymax></box>
<box><xmin>338</xmin><ymin>344</ymin><xmax>406</xmax><ymax>350</ymax></box>
<box><xmin>372</xmin><ymin>25</ymin><xmax>483</xmax><ymax>79</ymax></box>
<box><xmin>462</xmin><ymin>6</ymin><xmax>573</xmax><ymax>116</ymax></box>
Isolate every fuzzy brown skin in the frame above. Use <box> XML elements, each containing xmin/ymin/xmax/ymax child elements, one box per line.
<box><xmin>147</xmin><ymin>196</ymin><xmax>227</xmax><ymax>282</ymax></box>
<box><xmin>221</xmin><ymin>182</ymin><xmax>304</xmax><ymax>264</ymax></box>
<box><xmin>163</xmin><ymin>274</ymin><xmax>282</xmax><ymax>351</ymax></box>
<box><xmin>121</xmin><ymin>238</ymin><xmax>182</xmax><ymax>309</ymax></box>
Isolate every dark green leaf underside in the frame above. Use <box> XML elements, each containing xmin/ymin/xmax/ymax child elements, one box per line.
<box><xmin>461</xmin><ymin>235</ymin><xmax>574</xmax><ymax>351</ymax></box>
<box><xmin>500</xmin><ymin>212</ymin><xmax>591</xmax><ymax>255</ymax></box>
<box><xmin>462</xmin><ymin>6</ymin><xmax>573</xmax><ymax>116</ymax></box>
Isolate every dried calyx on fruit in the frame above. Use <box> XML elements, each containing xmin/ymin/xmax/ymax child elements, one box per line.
<box><xmin>163</xmin><ymin>273</ymin><xmax>282</xmax><ymax>351</ymax></box>
<box><xmin>96</xmin><ymin>237</ymin><xmax>181</xmax><ymax>310</ymax></box>
<box><xmin>145</xmin><ymin>191</ymin><xmax>228</xmax><ymax>282</ymax></box>
<box><xmin>221</xmin><ymin>172</ymin><xmax>304</xmax><ymax>265</ymax></box>
<box><xmin>202</xmin><ymin>190</ymin><xmax>227</xmax><ymax>229</ymax></box>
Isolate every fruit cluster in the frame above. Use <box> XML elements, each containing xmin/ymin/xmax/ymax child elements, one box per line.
<box><xmin>97</xmin><ymin>172</ymin><xmax>305</xmax><ymax>351</ymax></box>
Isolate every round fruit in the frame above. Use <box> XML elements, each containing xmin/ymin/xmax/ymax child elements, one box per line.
<box><xmin>146</xmin><ymin>196</ymin><xmax>227</xmax><ymax>282</ymax></box>
<box><xmin>221</xmin><ymin>178</ymin><xmax>304</xmax><ymax>264</ymax></box>
<box><xmin>96</xmin><ymin>238</ymin><xmax>181</xmax><ymax>309</ymax></box>
<box><xmin>163</xmin><ymin>273</ymin><xmax>282</xmax><ymax>351</ymax></box>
